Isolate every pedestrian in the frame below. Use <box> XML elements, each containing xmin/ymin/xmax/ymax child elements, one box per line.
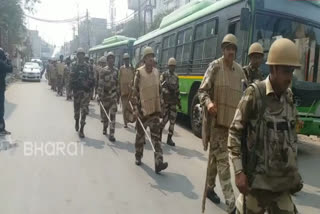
<box><xmin>159</xmin><ymin>57</ymin><xmax>181</xmax><ymax>146</ymax></box>
<box><xmin>89</xmin><ymin>58</ymin><xmax>96</xmax><ymax>100</ymax></box>
<box><xmin>228</xmin><ymin>38</ymin><xmax>303</xmax><ymax>214</ymax></box>
<box><xmin>131</xmin><ymin>46</ymin><xmax>168</xmax><ymax>173</ymax></box>
<box><xmin>199</xmin><ymin>34</ymin><xmax>244</xmax><ymax>214</ymax></box>
<box><xmin>119</xmin><ymin>53</ymin><xmax>135</xmax><ymax>128</ymax></box>
<box><xmin>97</xmin><ymin>52</ymin><xmax>119</xmax><ymax>142</ymax></box>
<box><xmin>242</xmin><ymin>42</ymin><xmax>264</xmax><ymax>88</ymax></box>
<box><xmin>56</xmin><ymin>55</ymin><xmax>65</xmax><ymax>96</ymax></box>
<box><xmin>95</xmin><ymin>56</ymin><xmax>107</xmax><ymax>100</ymax></box>
<box><xmin>0</xmin><ymin>48</ymin><xmax>13</xmax><ymax>135</ymax></box>
<box><xmin>70</xmin><ymin>48</ymin><xmax>94</xmax><ymax>138</ymax></box>
<box><xmin>63</xmin><ymin>57</ymin><xmax>72</xmax><ymax>100</ymax></box>
<box><xmin>50</xmin><ymin>59</ymin><xmax>58</xmax><ymax>91</ymax></box>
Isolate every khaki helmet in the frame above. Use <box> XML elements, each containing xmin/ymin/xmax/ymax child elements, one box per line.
<box><xmin>77</xmin><ymin>48</ymin><xmax>85</xmax><ymax>55</ymax></box>
<box><xmin>168</xmin><ymin>57</ymin><xmax>177</xmax><ymax>66</ymax></box>
<box><xmin>266</xmin><ymin>38</ymin><xmax>301</xmax><ymax>67</ymax></box>
<box><xmin>98</xmin><ymin>56</ymin><xmax>107</xmax><ymax>63</ymax></box>
<box><xmin>221</xmin><ymin>34</ymin><xmax>238</xmax><ymax>49</ymax></box>
<box><xmin>248</xmin><ymin>42</ymin><xmax>264</xmax><ymax>56</ymax></box>
<box><xmin>106</xmin><ymin>52</ymin><xmax>115</xmax><ymax>59</ymax></box>
<box><xmin>123</xmin><ymin>53</ymin><xmax>130</xmax><ymax>59</ymax></box>
<box><xmin>143</xmin><ymin>46</ymin><xmax>154</xmax><ymax>59</ymax></box>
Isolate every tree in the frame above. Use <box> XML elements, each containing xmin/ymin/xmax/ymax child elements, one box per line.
<box><xmin>148</xmin><ymin>9</ymin><xmax>174</xmax><ymax>32</ymax></box>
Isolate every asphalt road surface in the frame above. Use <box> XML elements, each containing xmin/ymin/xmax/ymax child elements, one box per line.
<box><xmin>0</xmin><ymin>79</ymin><xmax>319</xmax><ymax>214</ymax></box>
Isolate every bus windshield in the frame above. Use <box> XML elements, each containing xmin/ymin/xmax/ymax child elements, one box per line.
<box><xmin>253</xmin><ymin>13</ymin><xmax>320</xmax><ymax>84</ymax></box>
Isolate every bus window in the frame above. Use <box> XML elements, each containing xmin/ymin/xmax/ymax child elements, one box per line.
<box><xmin>175</xmin><ymin>28</ymin><xmax>193</xmax><ymax>73</ymax></box>
<box><xmin>192</xmin><ymin>19</ymin><xmax>218</xmax><ymax>73</ymax></box>
<box><xmin>161</xmin><ymin>34</ymin><xmax>175</xmax><ymax>66</ymax></box>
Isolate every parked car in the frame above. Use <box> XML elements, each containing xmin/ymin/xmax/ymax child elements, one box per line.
<box><xmin>22</xmin><ymin>62</ymin><xmax>41</xmax><ymax>82</ymax></box>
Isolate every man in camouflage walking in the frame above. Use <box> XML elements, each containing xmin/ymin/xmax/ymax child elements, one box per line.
<box><xmin>70</xmin><ymin>48</ymin><xmax>94</xmax><ymax>138</ymax></box>
<box><xmin>56</xmin><ymin>55</ymin><xmax>65</xmax><ymax>96</ymax></box>
<box><xmin>229</xmin><ymin>38</ymin><xmax>303</xmax><ymax>214</ymax></box>
<box><xmin>199</xmin><ymin>34</ymin><xmax>244</xmax><ymax>214</ymax></box>
<box><xmin>97</xmin><ymin>52</ymin><xmax>119</xmax><ymax>142</ymax></box>
<box><xmin>159</xmin><ymin>57</ymin><xmax>181</xmax><ymax>146</ymax></box>
<box><xmin>242</xmin><ymin>42</ymin><xmax>264</xmax><ymax>88</ymax></box>
<box><xmin>63</xmin><ymin>57</ymin><xmax>72</xmax><ymax>100</ymax></box>
<box><xmin>132</xmin><ymin>46</ymin><xmax>168</xmax><ymax>174</ymax></box>
<box><xmin>119</xmin><ymin>53</ymin><xmax>135</xmax><ymax>128</ymax></box>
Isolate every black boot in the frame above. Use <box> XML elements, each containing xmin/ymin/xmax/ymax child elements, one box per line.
<box><xmin>167</xmin><ymin>135</ymin><xmax>175</xmax><ymax>146</ymax></box>
<box><xmin>135</xmin><ymin>158</ymin><xmax>142</xmax><ymax>166</ymax></box>
<box><xmin>109</xmin><ymin>135</ymin><xmax>115</xmax><ymax>142</ymax></box>
<box><xmin>75</xmin><ymin>119</ymin><xmax>79</xmax><ymax>131</ymax></box>
<box><xmin>207</xmin><ymin>189</ymin><xmax>220</xmax><ymax>204</ymax></box>
<box><xmin>79</xmin><ymin>124</ymin><xmax>85</xmax><ymax>138</ymax></box>
<box><xmin>103</xmin><ymin>123</ymin><xmax>107</xmax><ymax>135</ymax></box>
<box><xmin>155</xmin><ymin>156</ymin><xmax>168</xmax><ymax>174</ymax></box>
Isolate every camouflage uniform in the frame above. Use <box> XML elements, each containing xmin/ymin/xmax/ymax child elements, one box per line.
<box><xmin>49</xmin><ymin>63</ymin><xmax>57</xmax><ymax>91</ymax></box>
<box><xmin>97</xmin><ymin>65</ymin><xmax>119</xmax><ymax>138</ymax></box>
<box><xmin>132</xmin><ymin>65</ymin><xmax>164</xmax><ymax>165</ymax></box>
<box><xmin>70</xmin><ymin>61</ymin><xmax>94</xmax><ymax>127</ymax></box>
<box><xmin>89</xmin><ymin>63</ymin><xmax>95</xmax><ymax>99</ymax></box>
<box><xmin>63</xmin><ymin>64</ymin><xmax>72</xmax><ymax>99</ymax></box>
<box><xmin>242</xmin><ymin>63</ymin><xmax>263</xmax><ymax>88</ymax></box>
<box><xmin>119</xmin><ymin>64</ymin><xmax>135</xmax><ymax>126</ymax></box>
<box><xmin>159</xmin><ymin>70</ymin><xmax>181</xmax><ymax>140</ymax></box>
<box><xmin>56</xmin><ymin>62</ymin><xmax>65</xmax><ymax>95</ymax></box>
<box><xmin>199</xmin><ymin>57</ymin><xmax>244</xmax><ymax>213</ymax></box>
<box><xmin>228</xmin><ymin>78</ymin><xmax>302</xmax><ymax>214</ymax></box>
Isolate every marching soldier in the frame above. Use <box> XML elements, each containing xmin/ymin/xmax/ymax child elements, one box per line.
<box><xmin>159</xmin><ymin>57</ymin><xmax>181</xmax><ymax>146</ymax></box>
<box><xmin>228</xmin><ymin>38</ymin><xmax>303</xmax><ymax>214</ymax></box>
<box><xmin>97</xmin><ymin>52</ymin><xmax>119</xmax><ymax>142</ymax></box>
<box><xmin>132</xmin><ymin>46</ymin><xmax>168</xmax><ymax>173</ymax></box>
<box><xmin>56</xmin><ymin>55</ymin><xmax>65</xmax><ymax>96</ymax></box>
<box><xmin>50</xmin><ymin>59</ymin><xmax>58</xmax><ymax>91</ymax></box>
<box><xmin>89</xmin><ymin>58</ymin><xmax>96</xmax><ymax>100</ymax></box>
<box><xmin>242</xmin><ymin>42</ymin><xmax>264</xmax><ymax>88</ymax></box>
<box><xmin>199</xmin><ymin>34</ymin><xmax>244</xmax><ymax>214</ymax></box>
<box><xmin>96</xmin><ymin>56</ymin><xmax>107</xmax><ymax>95</ymax></box>
<box><xmin>70</xmin><ymin>48</ymin><xmax>94</xmax><ymax>138</ymax></box>
<box><xmin>119</xmin><ymin>53</ymin><xmax>135</xmax><ymax>128</ymax></box>
<box><xmin>63</xmin><ymin>57</ymin><xmax>72</xmax><ymax>100</ymax></box>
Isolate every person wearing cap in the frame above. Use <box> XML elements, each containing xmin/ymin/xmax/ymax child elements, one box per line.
<box><xmin>0</xmin><ymin>47</ymin><xmax>13</xmax><ymax>135</ymax></box>
<box><xmin>97</xmin><ymin>52</ymin><xmax>119</xmax><ymax>142</ymax></box>
<box><xmin>198</xmin><ymin>34</ymin><xmax>243</xmax><ymax>214</ymax></box>
<box><xmin>119</xmin><ymin>53</ymin><xmax>135</xmax><ymax>128</ymax></box>
<box><xmin>159</xmin><ymin>57</ymin><xmax>181</xmax><ymax>147</ymax></box>
<box><xmin>56</xmin><ymin>55</ymin><xmax>65</xmax><ymax>96</ymax></box>
<box><xmin>228</xmin><ymin>38</ymin><xmax>303</xmax><ymax>214</ymax></box>
<box><xmin>70</xmin><ymin>48</ymin><xmax>94</xmax><ymax>138</ymax></box>
<box><xmin>95</xmin><ymin>56</ymin><xmax>107</xmax><ymax>97</ymax></box>
<box><xmin>63</xmin><ymin>57</ymin><xmax>72</xmax><ymax>100</ymax></box>
<box><xmin>50</xmin><ymin>58</ymin><xmax>58</xmax><ymax>91</ymax></box>
<box><xmin>131</xmin><ymin>46</ymin><xmax>168</xmax><ymax>173</ymax></box>
<box><xmin>242</xmin><ymin>42</ymin><xmax>264</xmax><ymax>88</ymax></box>
<box><xmin>89</xmin><ymin>58</ymin><xmax>96</xmax><ymax>100</ymax></box>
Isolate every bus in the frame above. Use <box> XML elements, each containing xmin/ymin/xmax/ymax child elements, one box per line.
<box><xmin>133</xmin><ymin>0</ymin><xmax>320</xmax><ymax>137</ymax></box>
<box><xmin>89</xmin><ymin>35</ymin><xmax>136</xmax><ymax>68</ymax></box>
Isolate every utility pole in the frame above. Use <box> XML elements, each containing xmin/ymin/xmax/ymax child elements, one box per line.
<box><xmin>86</xmin><ymin>9</ymin><xmax>90</xmax><ymax>49</ymax></box>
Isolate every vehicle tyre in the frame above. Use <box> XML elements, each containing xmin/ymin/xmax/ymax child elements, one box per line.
<box><xmin>190</xmin><ymin>93</ymin><xmax>202</xmax><ymax>138</ymax></box>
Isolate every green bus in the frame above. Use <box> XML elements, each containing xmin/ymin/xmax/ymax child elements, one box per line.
<box><xmin>89</xmin><ymin>35</ymin><xmax>136</xmax><ymax>68</ymax></box>
<box><xmin>133</xmin><ymin>0</ymin><xmax>320</xmax><ymax>137</ymax></box>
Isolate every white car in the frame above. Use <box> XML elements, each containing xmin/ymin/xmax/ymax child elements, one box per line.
<box><xmin>22</xmin><ymin>62</ymin><xmax>41</xmax><ymax>82</ymax></box>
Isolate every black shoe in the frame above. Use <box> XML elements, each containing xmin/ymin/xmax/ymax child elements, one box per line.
<box><xmin>109</xmin><ymin>135</ymin><xmax>115</xmax><ymax>142</ymax></box>
<box><xmin>75</xmin><ymin>119</ymin><xmax>79</xmax><ymax>131</ymax></box>
<box><xmin>124</xmin><ymin>124</ymin><xmax>128</xmax><ymax>128</ymax></box>
<box><xmin>0</xmin><ymin>129</ymin><xmax>11</xmax><ymax>136</ymax></box>
<box><xmin>207</xmin><ymin>189</ymin><xmax>220</xmax><ymax>204</ymax></box>
<box><xmin>167</xmin><ymin>135</ymin><xmax>175</xmax><ymax>146</ymax></box>
<box><xmin>155</xmin><ymin>161</ymin><xmax>168</xmax><ymax>174</ymax></box>
<box><xmin>79</xmin><ymin>124</ymin><xmax>85</xmax><ymax>138</ymax></box>
<box><xmin>135</xmin><ymin>159</ymin><xmax>142</xmax><ymax>166</ymax></box>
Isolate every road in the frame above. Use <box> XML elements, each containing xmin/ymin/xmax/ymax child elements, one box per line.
<box><xmin>0</xmin><ymin>78</ymin><xmax>319</xmax><ymax>214</ymax></box>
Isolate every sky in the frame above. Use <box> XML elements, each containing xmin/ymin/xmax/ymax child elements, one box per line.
<box><xmin>25</xmin><ymin>0</ymin><xmax>131</xmax><ymax>47</ymax></box>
